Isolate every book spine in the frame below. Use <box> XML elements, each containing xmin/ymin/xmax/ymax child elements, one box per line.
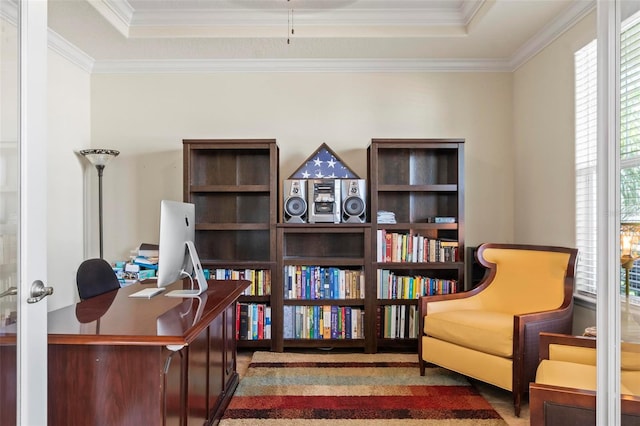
<box><xmin>264</xmin><ymin>306</ymin><xmax>271</xmax><ymax>340</ymax></box>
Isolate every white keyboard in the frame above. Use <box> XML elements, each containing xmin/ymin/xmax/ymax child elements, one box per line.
<box><xmin>129</xmin><ymin>287</ymin><xmax>165</xmax><ymax>298</ymax></box>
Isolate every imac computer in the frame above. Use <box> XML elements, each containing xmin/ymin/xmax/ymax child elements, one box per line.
<box><xmin>156</xmin><ymin>200</ymin><xmax>208</xmax><ymax>297</ymax></box>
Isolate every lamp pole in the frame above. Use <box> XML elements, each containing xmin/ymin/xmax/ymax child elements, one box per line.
<box><xmin>96</xmin><ymin>164</ymin><xmax>105</xmax><ymax>258</ymax></box>
<box><xmin>79</xmin><ymin>149</ymin><xmax>119</xmax><ymax>259</ymax></box>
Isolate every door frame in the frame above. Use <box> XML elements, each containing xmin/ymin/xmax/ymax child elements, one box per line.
<box><xmin>17</xmin><ymin>0</ymin><xmax>49</xmax><ymax>424</ymax></box>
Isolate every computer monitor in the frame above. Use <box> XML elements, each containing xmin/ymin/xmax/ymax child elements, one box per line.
<box><xmin>157</xmin><ymin>200</ymin><xmax>208</xmax><ymax>297</ymax></box>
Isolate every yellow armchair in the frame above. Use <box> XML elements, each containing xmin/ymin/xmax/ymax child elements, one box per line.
<box><xmin>530</xmin><ymin>332</ymin><xmax>640</xmax><ymax>425</ymax></box>
<box><xmin>418</xmin><ymin>243</ymin><xmax>578</xmax><ymax>416</ymax></box>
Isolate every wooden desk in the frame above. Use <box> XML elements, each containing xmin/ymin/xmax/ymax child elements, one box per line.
<box><xmin>47</xmin><ymin>279</ymin><xmax>249</xmax><ymax>426</ymax></box>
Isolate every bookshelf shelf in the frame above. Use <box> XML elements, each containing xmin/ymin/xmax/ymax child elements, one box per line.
<box><xmin>190</xmin><ymin>184</ymin><xmax>271</xmax><ymax>193</ymax></box>
<box><xmin>369</xmin><ymin>138</ymin><xmax>464</xmax><ymax>352</ymax></box>
<box><xmin>184</xmin><ymin>139</ymin><xmax>279</xmax><ymax>351</ymax></box>
<box><xmin>196</xmin><ymin>223</ymin><xmax>271</xmax><ymax>231</ymax></box>
<box><xmin>283</xmin><ymin>339</ymin><xmax>366</xmax><ymax>350</ymax></box>
<box><xmin>377</xmin><ymin>184</ymin><xmax>458</xmax><ymax>192</ymax></box>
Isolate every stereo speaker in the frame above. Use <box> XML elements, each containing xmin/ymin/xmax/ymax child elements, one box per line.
<box><xmin>341</xmin><ymin>179</ymin><xmax>366</xmax><ymax>223</ymax></box>
<box><xmin>283</xmin><ymin>179</ymin><xmax>307</xmax><ymax>223</ymax></box>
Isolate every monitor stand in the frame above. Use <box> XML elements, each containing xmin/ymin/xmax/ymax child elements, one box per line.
<box><xmin>165</xmin><ymin>241</ymin><xmax>209</xmax><ymax>298</ymax></box>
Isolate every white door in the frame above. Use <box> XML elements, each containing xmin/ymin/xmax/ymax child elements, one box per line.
<box><xmin>0</xmin><ymin>1</ymin><xmax>50</xmax><ymax>425</ymax></box>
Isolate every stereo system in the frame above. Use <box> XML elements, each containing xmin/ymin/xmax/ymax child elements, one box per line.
<box><xmin>308</xmin><ymin>179</ymin><xmax>341</xmax><ymax>223</ymax></box>
<box><xmin>283</xmin><ymin>179</ymin><xmax>366</xmax><ymax>224</ymax></box>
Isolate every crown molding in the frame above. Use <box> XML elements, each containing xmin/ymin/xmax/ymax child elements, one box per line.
<box><xmin>98</xmin><ymin>0</ymin><xmax>485</xmax><ymax>37</ymax></box>
<box><xmin>460</xmin><ymin>0</ymin><xmax>485</xmax><ymax>26</ymax></box>
<box><xmin>509</xmin><ymin>0</ymin><xmax>595</xmax><ymax>70</ymax></box>
<box><xmin>48</xmin><ymin>30</ymin><xmax>95</xmax><ymax>73</ymax></box>
<box><xmin>88</xmin><ymin>0</ymin><xmax>133</xmax><ymax>37</ymax></box>
<box><xmin>0</xmin><ymin>0</ymin><xmax>17</xmax><ymax>24</ymax></box>
<box><xmin>91</xmin><ymin>58</ymin><xmax>512</xmax><ymax>74</ymax></box>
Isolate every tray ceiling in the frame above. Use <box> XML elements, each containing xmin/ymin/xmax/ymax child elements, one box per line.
<box><xmin>43</xmin><ymin>0</ymin><xmax>595</xmax><ymax>72</ymax></box>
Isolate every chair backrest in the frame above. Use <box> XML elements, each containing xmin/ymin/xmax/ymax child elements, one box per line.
<box><xmin>475</xmin><ymin>243</ymin><xmax>578</xmax><ymax>314</ymax></box>
<box><xmin>76</xmin><ymin>258</ymin><xmax>121</xmax><ymax>301</ymax></box>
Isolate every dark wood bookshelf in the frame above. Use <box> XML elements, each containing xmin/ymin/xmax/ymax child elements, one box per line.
<box><xmin>368</xmin><ymin>138</ymin><xmax>465</xmax><ymax>352</ymax></box>
<box><xmin>275</xmin><ymin>224</ymin><xmax>374</xmax><ymax>353</ymax></box>
<box><xmin>183</xmin><ymin>139</ymin><xmax>279</xmax><ymax>351</ymax></box>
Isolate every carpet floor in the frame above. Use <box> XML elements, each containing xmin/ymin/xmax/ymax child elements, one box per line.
<box><xmin>220</xmin><ymin>351</ymin><xmax>508</xmax><ymax>425</ymax></box>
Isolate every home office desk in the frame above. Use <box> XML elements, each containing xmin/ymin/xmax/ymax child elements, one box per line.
<box><xmin>47</xmin><ymin>279</ymin><xmax>249</xmax><ymax>426</ymax></box>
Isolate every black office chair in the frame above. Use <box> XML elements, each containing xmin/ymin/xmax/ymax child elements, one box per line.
<box><xmin>76</xmin><ymin>258</ymin><xmax>121</xmax><ymax>301</ymax></box>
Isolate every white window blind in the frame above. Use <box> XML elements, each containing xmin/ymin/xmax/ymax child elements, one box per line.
<box><xmin>621</xmin><ymin>18</ymin><xmax>640</xmax><ymax>223</ymax></box>
<box><xmin>575</xmin><ymin>15</ymin><xmax>640</xmax><ymax>298</ymax></box>
<box><xmin>575</xmin><ymin>39</ymin><xmax>598</xmax><ymax>296</ymax></box>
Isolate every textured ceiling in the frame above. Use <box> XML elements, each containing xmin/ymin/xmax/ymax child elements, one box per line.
<box><xmin>45</xmin><ymin>0</ymin><xmax>595</xmax><ymax>72</ymax></box>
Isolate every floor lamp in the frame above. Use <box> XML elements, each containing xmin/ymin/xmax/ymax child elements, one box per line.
<box><xmin>80</xmin><ymin>149</ymin><xmax>119</xmax><ymax>259</ymax></box>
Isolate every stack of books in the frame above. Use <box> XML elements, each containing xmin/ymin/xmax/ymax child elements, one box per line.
<box><xmin>117</xmin><ymin>243</ymin><xmax>159</xmax><ymax>284</ymax></box>
<box><xmin>377</xmin><ymin>210</ymin><xmax>396</xmax><ymax>224</ymax></box>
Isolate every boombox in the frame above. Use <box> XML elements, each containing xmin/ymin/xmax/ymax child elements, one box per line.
<box><xmin>308</xmin><ymin>179</ymin><xmax>341</xmax><ymax>223</ymax></box>
<box><xmin>283</xmin><ymin>179</ymin><xmax>307</xmax><ymax>223</ymax></box>
<box><xmin>283</xmin><ymin>179</ymin><xmax>367</xmax><ymax>224</ymax></box>
<box><xmin>341</xmin><ymin>179</ymin><xmax>366</xmax><ymax>223</ymax></box>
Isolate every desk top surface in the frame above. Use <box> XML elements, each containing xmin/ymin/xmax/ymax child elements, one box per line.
<box><xmin>47</xmin><ymin>279</ymin><xmax>249</xmax><ymax>347</ymax></box>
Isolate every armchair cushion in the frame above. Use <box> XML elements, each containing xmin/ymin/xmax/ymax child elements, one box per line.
<box><xmin>424</xmin><ymin>310</ymin><xmax>514</xmax><ymax>357</ymax></box>
<box><xmin>623</xmin><ymin>371</ymin><xmax>640</xmax><ymax>395</ymax></box>
<box><xmin>472</xmin><ymin>248</ymin><xmax>569</xmax><ymax>314</ymax></box>
<box><xmin>535</xmin><ymin>359</ymin><xmax>596</xmax><ymax>392</ymax></box>
<box><xmin>548</xmin><ymin>343</ymin><xmax>596</xmax><ymax>366</ymax></box>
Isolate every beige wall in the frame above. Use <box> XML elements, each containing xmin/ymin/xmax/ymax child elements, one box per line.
<box><xmin>47</xmin><ymin>51</ymin><xmax>91</xmax><ymax>310</ymax></box>
<box><xmin>91</xmin><ymin>71</ymin><xmax>514</xmax><ymax>264</ymax></box>
<box><xmin>512</xmin><ymin>11</ymin><xmax>597</xmax><ymax>328</ymax></box>
<box><xmin>45</xmin><ymin>11</ymin><xmax>596</xmax><ymax>310</ymax></box>
<box><xmin>512</xmin><ymin>11</ymin><xmax>596</xmax><ymax>247</ymax></box>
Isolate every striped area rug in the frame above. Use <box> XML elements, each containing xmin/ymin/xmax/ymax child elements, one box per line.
<box><xmin>220</xmin><ymin>351</ymin><xmax>507</xmax><ymax>425</ymax></box>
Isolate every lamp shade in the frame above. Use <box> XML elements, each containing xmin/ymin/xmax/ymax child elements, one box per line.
<box><xmin>79</xmin><ymin>149</ymin><xmax>120</xmax><ymax>167</ymax></box>
<box><xmin>621</xmin><ymin>223</ymin><xmax>640</xmax><ymax>256</ymax></box>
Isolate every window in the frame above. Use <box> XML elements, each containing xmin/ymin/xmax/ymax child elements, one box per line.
<box><xmin>575</xmin><ymin>16</ymin><xmax>640</xmax><ymax>299</ymax></box>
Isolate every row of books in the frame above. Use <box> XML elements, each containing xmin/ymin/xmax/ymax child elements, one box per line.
<box><xmin>376</xmin><ymin>230</ymin><xmax>459</xmax><ymax>263</ymax></box>
<box><xmin>283</xmin><ymin>305</ymin><xmax>365</xmax><ymax>340</ymax></box>
<box><xmin>236</xmin><ymin>303</ymin><xmax>272</xmax><ymax>341</ymax></box>
<box><xmin>377</xmin><ymin>305</ymin><xmax>419</xmax><ymax>339</ymax></box>
<box><xmin>376</xmin><ymin>269</ymin><xmax>458</xmax><ymax>299</ymax></box>
<box><xmin>283</xmin><ymin>265</ymin><xmax>364</xmax><ymax>300</ymax></box>
<box><xmin>212</xmin><ymin>268</ymin><xmax>271</xmax><ymax>296</ymax></box>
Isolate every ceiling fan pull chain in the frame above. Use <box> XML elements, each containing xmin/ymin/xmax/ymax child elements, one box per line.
<box><xmin>287</xmin><ymin>0</ymin><xmax>294</xmax><ymax>44</ymax></box>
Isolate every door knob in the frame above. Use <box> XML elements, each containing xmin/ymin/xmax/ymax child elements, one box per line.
<box><xmin>27</xmin><ymin>280</ymin><xmax>53</xmax><ymax>304</ymax></box>
<box><xmin>0</xmin><ymin>286</ymin><xmax>17</xmax><ymax>299</ymax></box>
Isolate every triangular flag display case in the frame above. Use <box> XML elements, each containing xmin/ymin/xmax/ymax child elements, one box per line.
<box><xmin>289</xmin><ymin>143</ymin><xmax>360</xmax><ymax>179</ymax></box>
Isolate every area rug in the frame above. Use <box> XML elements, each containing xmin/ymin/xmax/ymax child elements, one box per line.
<box><xmin>220</xmin><ymin>351</ymin><xmax>508</xmax><ymax>425</ymax></box>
